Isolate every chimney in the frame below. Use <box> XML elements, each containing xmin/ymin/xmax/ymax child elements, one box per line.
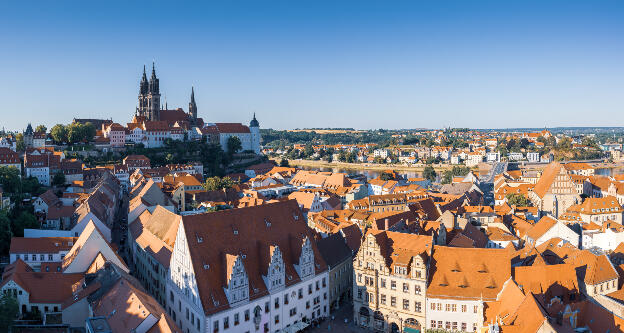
<box><xmin>384</xmin><ymin>218</ymin><xmax>389</xmax><ymax>230</ymax></box>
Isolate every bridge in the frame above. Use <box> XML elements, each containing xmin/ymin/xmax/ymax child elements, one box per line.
<box><xmin>481</xmin><ymin>162</ymin><xmax>508</xmax><ymax>183</ymax></box>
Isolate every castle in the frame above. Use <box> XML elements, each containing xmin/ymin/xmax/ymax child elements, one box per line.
<box><xmin>129</xmin><ymin>64</ymin><xmax>260</xmax><ymax>153</ymax></box>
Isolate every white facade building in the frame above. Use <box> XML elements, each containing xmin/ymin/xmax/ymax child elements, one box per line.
<box><xmin>166</xmin><ymin>201</ymin><xmax>329</xmax><ymax>333</ymax></box>
<box><xmin>526</xmin><ymin>152</ymin><xmax>540</xmax><ymax>163</ymax></box>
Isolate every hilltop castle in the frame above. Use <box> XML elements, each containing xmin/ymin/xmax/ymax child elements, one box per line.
<box><xmin>126</xmin><ymin>64</ymin><xmax>260</xmax><ymax>153</ymax></box>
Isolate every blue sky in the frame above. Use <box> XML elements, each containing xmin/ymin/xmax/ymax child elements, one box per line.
<box><xmin>0</xmin><ymin>1</ymin><xmax>623</xmax><ymax>131</ymax></box>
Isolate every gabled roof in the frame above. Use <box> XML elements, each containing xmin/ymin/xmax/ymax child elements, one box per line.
<box><xmin>130</xmin><ymin>206</ymin><xmax>181</xmax><ymax>268</ymax></box>
<box><xmin>533</xmin><ymin>162</ymin><xmax>564</xmax><ymax>198</ymax></box>
<box><xmin>38</xmin><ymin>189</ymin><xmax>60</xmax><ymax>206</ymax></box>
<box><xmin>214</xmin><ymin>123</ymin><xmax>251</xmax><ymax>134</ymax></box>
<box><xmin>0</xmin><ymin>259</ymin><xmax>83</xmax><ymax>305</ymax></box>
<box><xmin>366</xmin><ymin>229</ymin><xmax>432</xmax><ymax>271</ymax></box>
<box><xmin>525</xmin><ymin>216</ymin><xmax>558</xmax><ymax>241</ymax></box>
<box><xmin>427</xmin><ymin>246</ymin><xmax>511</xmax><ymax>301</ymax></box>
<box><xmin>10</xmin><ymin>237</ymin><xmax>78</xmax><ymax>254</ymax></box>
<box><xmin>513</xmin><ymin>264</ymin><xmax>579</xmax><ymax>300</ymax></box>
<box><xmin>62</xmin><ymin>221</ymin><xmax>128</xmax><ymax>273</ymax></box>
<box><xmin>179</xmin><ymin>200</ymin><xmax>327</xmax><ymax>315</ymax></box>
<box><xmin>92</xmin><ymin>278</ymin><xmax>180</xmax><ymax>333</ymax></box>
<box><xmin>316</xmin><ymin>233</ymin><xmax>352</xmax><ymax>268</ymax></box>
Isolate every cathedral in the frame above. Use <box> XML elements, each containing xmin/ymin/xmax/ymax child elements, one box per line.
<box><xmin>136</xmin><ymin>63</ymin><xmax>161</xmax><ymax>121</ymax></box>
<box><xmin>130</xmin><ymin>64</ymin><xmax>261</xmax><ymax>153</ymax></box>
<box><xmin>135</xmin><ymin>63</ymin><xmax>199</xmax><ymax>125</ymax></box>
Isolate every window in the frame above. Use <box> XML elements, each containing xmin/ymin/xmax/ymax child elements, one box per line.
<box><xmin>461</xmin><ymin>304</ymin><xmax>467</xmax><ymax>312</ymax></box>
<box><xmin>431</xmin><ymin>320</ymin><xmax>436</xmax><ymax>329</ymax></box>
<box><xmin>223</xmin><ymin>317</ymin><xmax>229</xmax><ymax>329</ymax></box>
<box><xmin>403</xmin><ymin>283</ymin><xmax>409</xmax><ymax>293</ymax></box>
<box><xmin>452</xmin><ymin>304</ymin><xmax>457</xmax><ymax>312</ymax></box>
<box><xmin>275</xmin><ymin>298</ymin><xmax>279</xmax><ymax>309</ymax></box>
<box><xmin>403</xmin><ymin>299</ymin><xmax>409</xmax><ymax>310</ymax></box>
<box><xmin>274</xmin><ymin>315</ymin><xmax>279</xmax><ymax>324</ymax></box>
<box><xmin>265</xmin><ymin>302</ymin><xmax>269</xmax><ymax>313</ymax></box>
<box><xmin>308</xmin><ymin>284</ymin><xmax>312</xmax><ymax>295</ymax></box>
<box><xmin>461</xmin><ymin>322</ymin><xmax>467</xmax><ymax>331</ymax></box>
<box><xmin>445</xmin><ymin>304</ymin><xmax>450</xmax><ymax>312</ymax></box>
<box><xmin>48</xmin><ymin>254</ymin><xmax>53</xmax><ymax>261</ymax></box>
<box><xmin>234</xmin><ymin>313</ymin><xmax>239</xmax><ymax>325</ymax></box>
<box><xmin>445</xmin><ymin>321</ymin><xmax>450</xmax><ymax>330</ymax></box>
<box><xmin>452</xmin><ymin>322</ymin><xmax>458</xmax><ymax>330</ymax></box>
<box><xmin>391</xmin><ymin>280</ymin><xmax>396</xmax><ymax>290</ymax></box>
<box><xmin>430</xmin><ymin>302</ymin><xmax>436</xmax><ymax>310</ymax></box>
<box><xmin>357</xmin><ymin>289</ymin><xmax>362</xmax><ymax>299</ymax></box>
<box><xmin>391</xmin><ymin>297</ymin><xmax>396</xmax><ymax>307</ymax></box>
<box><xmin>414</xmin><ymin>285</ymin><xmax>421</xmax><ymax>295</ymax></box>
<box><xmin>358</xmin><ymin>274</ymin><xmax>362</xmax><ymax>283</ymax></box>
<box><xmin>473</xmin><ymin>305</ymin><xmax>478</xmax><ymax>313</ymax></box>
<box><xmin>213</xmin><ymin>321</ymin><xmax>219</xmax><ymax>333</ymax></box>
<box><xmin>415</xmin><ymin>302</ymin><xmax>421</xmax><ymax>313</ymax></box>
<box><xmin>244</xmin><ymin>310</ymin><xmax>250</xmax><ymax>321</ymax></box>
<box><xmin>381</xmin><ymin>278</ymin><xmax>386</xmax><ymax>288</ymax></box>
<box><xmin>284</xmin><ymin>294</ymin><xmax>289</xmax><ymax>305</ymax></box>
<box><xmin>437</xmin><ymin>303</ymin><xmax>441</xmax><ymax>311</ymax></box>
<box><xmin>298</xmin><ymin>288</ymin><xmax>303</xmax><ymax>299</ymax></box>
<box><xmin>289</xmin><ymin>307</ymin><xmax>297</xmax><ymax>317</ymax></box>
<box><xmin>380</xmin><ymin>294</ymin><xmax>386</xmax><ymax>305</ymax></box>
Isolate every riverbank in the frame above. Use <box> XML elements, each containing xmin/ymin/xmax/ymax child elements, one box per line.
<box><xmin>273</xmin><ymin>158</ymin><xmax>459</xmax><ymax>173</ymax></box>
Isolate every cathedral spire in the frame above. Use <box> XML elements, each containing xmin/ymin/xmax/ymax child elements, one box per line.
<box><xmin>188</xmin><ymin>86</ymin><xmax>198</xmax><ymax>122</ymax></box>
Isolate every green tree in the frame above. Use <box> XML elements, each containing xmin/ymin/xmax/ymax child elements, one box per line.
<box><xmin>279</xmin><ymin>158</ymin><xmax>290</xmax><ymax>167</ymax></box>
<box><xmin>15</xmin><ymin>133</ymin><xmax>24</xmax><ymax>151</ymax></box>
<box><xmin>202</xmin><ymin>176</ymin><xmax>236</xmax><ymax>191</ymax></box>
<box><xmin>226</xmin><ymin>136</ymin><xmax>242</xmax><ymax>155</ymax></box>
<box><xmin>557</xmin><ymin>137</ymin><xmax>573</xmax><ymax>151</ymax></box>
<box><xmin>423</xmin><ymin>165</ymin><xmax>437</xmax><ymax>182</ymax></box>
<box><xmin>338</xmin><ymin>151</ymin><xmax>347</xmax><ymax>162</ymax></box>
<box><xmin>303</xmin><ymin>143</ymin><xmax>315</xmax><ymax>158</ymax></box>
<box><xmin>0</xmin><ymin>293</ymin><xmax>18</xmax><ymax>330</ymax></box>
<box><xmin>52</xmin><ymin>171</ymin><xmax>66</xmax><ymax>186</ymax></box>
<box><xmin>0</xmin><ymin>211</ymin><xmax>12</xmax><ymax>255</ymax></box>
<box><xmin>35</xmin><ymin>125</ymin><xmax>47</xmax><ymax>133</ymax></box>
<box><xmin>380</xmin><ymin>172</ymin><xmax>394</xmax><ymax>181</ymax></box>
<box><xmin>21</xmin><ymin>176</ymin><xmax>41</xmax><ymax>196</ymax></box>
<box><xmin>506</xmin><ymin>193</ymin><xmax>530</xmax><ymax>206</ymax></box>
<box><xmin>12</xmin><ymin>211</ymin><xmax>39</xmax><ymax>237</ymax></box>
<box><xmin>441</xmin><ymin>166</ymin><xmax>471</xmax><ymax>184</ymax></box>
<box><xmin>50</xmin><ymin>124</ymin><xmax>68</xmax><ymax>144</ymax></box>
<box><xmin>0</xmin><ymin>166</ymin><xmax>21</xmax><ymax>193</ymax></box>
<box><xmin>67</xmin><ymin>123</ymin><xmax>84</xmax><ymax>144</ymax></box>
<box><xmin>83</xmin><ymin>122</ymin><xmax>96</xmax><ymax>142</ymax></box>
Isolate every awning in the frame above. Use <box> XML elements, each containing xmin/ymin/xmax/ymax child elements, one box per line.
<box><xmin>281</xmin><ymin>321</ymin><xmax>310</xmax><ymax>333</ymax></box>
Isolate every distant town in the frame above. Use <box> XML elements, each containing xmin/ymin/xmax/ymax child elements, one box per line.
<box><xmin>1</xmin><ymin>67</ymin><xmax>624</xmax><ymax>332</ymax></box>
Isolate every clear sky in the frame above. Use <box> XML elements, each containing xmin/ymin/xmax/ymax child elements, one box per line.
<box><xmin>1</xmin><ymin>1</ymin><xmax>623</xmax><ymax>131</ymax></box>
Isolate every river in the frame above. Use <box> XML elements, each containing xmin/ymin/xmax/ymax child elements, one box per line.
<box><xmin>596</xmin><ymin>167</ymin><xmax>624</xmax><ymax>177</ymax></box>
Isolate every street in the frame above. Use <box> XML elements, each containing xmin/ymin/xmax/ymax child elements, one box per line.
<box><xmin>111</xmin><ymin>193</ymin><xmax>130</xmax><ymax>267</ymax></box>
<box><xmin>307</xmin><ymin>303</ymin><xmax>368</xmax><ymax>333</ymax></box>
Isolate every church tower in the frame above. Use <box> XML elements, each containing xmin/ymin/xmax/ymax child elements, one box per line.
<box><xmin>188</xmin><ymin>86</ymin><xmax>197</xmax><ymax>123</ymax></box>
<box><xmin>147</xmin><ymin>63</ymin><xmax>161</xmax><ymax>121</ymax></box>
<box><xmin>250</xmin><ymin>113</ymin><xmax>261</xmax><ymax>154</ymax></box>
<box><xmin>136</xmin><ymin>65</ymin><xmax>149</xmax><ymax>118</ymax></box>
